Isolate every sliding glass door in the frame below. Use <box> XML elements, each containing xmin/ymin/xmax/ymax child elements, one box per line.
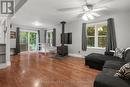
<box><xmin>20</xmin><ymin>30</ymin><xmax>38</xmax><ymax>52</ymax></box>
<box><xmin>29</xmin><ymin>32</ymin><xmax>37</xmax><ymax>51</ymax></box>
<box><xmin>20</xmin><ymin>32</ymin><xmax>28</xmax><ymax>52</ymax></box>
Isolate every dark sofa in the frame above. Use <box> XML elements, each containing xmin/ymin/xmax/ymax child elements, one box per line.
<box><xmin>85</xmin><ymin>53</ymin><xmax>123</xmax><ymax>70</ymax></box>
<box><xmin>85</xmin><ymin>49</ymin><xmax>130</xmax><ymax>87</ymax></box>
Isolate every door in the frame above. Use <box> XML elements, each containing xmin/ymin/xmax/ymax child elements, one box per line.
<box><xmin>20</xmin><ymin>30</ymin><xmax>38</xmax><ymax>52</ymax></box>
<box><xmin>29</xmin><ymin>32</ymin><xmax>37</xmax><ymax>51</ymax></box>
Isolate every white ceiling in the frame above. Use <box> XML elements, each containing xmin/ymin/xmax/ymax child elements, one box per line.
<box><xmin>12</xmin><ymin>0</ymin><xmax>130</xmax><ymax>28</ymax></box>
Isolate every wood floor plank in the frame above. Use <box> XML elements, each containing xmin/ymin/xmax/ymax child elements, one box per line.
<box><xmin>0</xmin><ymin>52</ymin><xmax>100</xmax><ymax>87</ymax></box>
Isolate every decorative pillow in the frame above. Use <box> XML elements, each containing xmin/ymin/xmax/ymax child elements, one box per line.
<box><xmin>114</xmin><ymin>62</ymin><xmax>130</xmax><ymax>79</ymax></box>
<box><xmin>114</xmin><ymin>48</ymin><xmax>125</xmax><ymax>58</ymax></box>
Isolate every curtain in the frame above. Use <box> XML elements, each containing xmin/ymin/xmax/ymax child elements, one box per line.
<box><xmin>82</xmin><ymin>23</ymin><xmax>87</xmax><ymax>51</ymax></box>
<box><xmin>44</xmin><ymin>30</ymin><xmax>47</xmax><ymax>43</ymax></box>
<box><xmin>38</xmin><ymin>30</ymin><xmax>40</xmax><ymax>43</ymax></box>
<box><xmin>106</xmin><ymin>18</ymin><xmax>117</xmax><ymax>52</ymax></box>
<box><xmin>38</xmin><ymin>30</ymin><xmax>40</xmax><ymax>50</ymax></box>
<box><xmin>52</xmin><ymin>28</ymin><xmax>56</xmax><ymax>46</ymax></box>
<box><xmin>16</xmin><ymin>27</ymin><xmax>20</xmax><ymax>54</ymax></box>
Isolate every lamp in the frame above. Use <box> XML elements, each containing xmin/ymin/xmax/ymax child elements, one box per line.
<box><xmin>32</xmin><ymin>21</ymin><xmax>43</xmax><ymax>27</ymax></box>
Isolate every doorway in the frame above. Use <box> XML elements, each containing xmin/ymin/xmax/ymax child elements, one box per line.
<box><xmin>20</xmin><ymin>30</ymin><xmax>38</xmax><ymax>52</ymax></box>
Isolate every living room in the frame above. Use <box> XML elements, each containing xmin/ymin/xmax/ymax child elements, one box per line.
<box><xmin>0</xmin><ymin>0</ymin><xmax>130</xmax><ymax>87</ymax></box>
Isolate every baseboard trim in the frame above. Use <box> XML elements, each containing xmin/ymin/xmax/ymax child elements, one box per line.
<box><xmin>0</xmin><ymin>61</ymin><xmax>11</xmax><ymax>69</ymax></box>
<box><xmin>0</xmin><ymin>63</ymin><xmax>8</xmax><ymax>69</ymax></box>
<box><xmin>68</xmin><ymin>53</ymin><xmax>83</xmax><ymax>58</ymax></box>
<box><xmin>6</xmin><ymin>61</ymin><xmax>11</xmax><ymax>66</ymax></box>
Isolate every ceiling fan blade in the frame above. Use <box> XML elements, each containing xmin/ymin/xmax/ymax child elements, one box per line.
<box><xmin>91</xmin><ymin>12</ymin><xmax>100</xmax><ymax>17</ymax></box>
<box><xmin>57</xmin><ymin>7</ymin><xmax>81</xmax><ymax>12</ymax></box>
<box><xmin>94</xmin><ymin>0</ymin><xmax>114</xmax><ymax>7</ymax></box>
<box><xmin>77</xmin><ymin>12</ymin><xmax>84</xmax><ymax>18</ymax></box>
<box><xmin>92</xmin><ymin>7</ymin><xmax>107</xmax><ymax>12</ymax></box>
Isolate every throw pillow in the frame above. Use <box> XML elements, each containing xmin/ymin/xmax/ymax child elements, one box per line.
<box><xmin>114</xmin><ymin>48</ymin><xmax>125</xmax><ymax>58</ymax></box>
<box><xmin>114</xmin><ymin>62</ymin><xmax>130</xmax><ymax>79</ymax></box>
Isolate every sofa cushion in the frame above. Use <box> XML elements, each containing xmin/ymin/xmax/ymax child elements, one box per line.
<box><xmin>103</xmin><ymin>60</ymin><xmax>125</xmax><ymax>70</ymax></box>
<box><xmin>94</xmin><ymin>71</ymin><xmax>130</xmax><ymax>87</ymax></box>
<box><xmin>114</xmin><ymin>62</ymin><xmax>130</xmax><ymax>79</ymax></box>
<box><xmin>85</xmin><ymin>53</ymin><xmax>123</xmax><ymax>63</ymax></box>
<box><xmin>102</xmin><ymin>68</ymin><xmax>117</xmax><ymax>75</ymax></box>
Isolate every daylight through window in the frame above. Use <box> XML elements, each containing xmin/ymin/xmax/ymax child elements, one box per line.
<box><xmin>87</xmin><ymin>23</ymin><xmax>107</xmax><ymax>48</ymax></box>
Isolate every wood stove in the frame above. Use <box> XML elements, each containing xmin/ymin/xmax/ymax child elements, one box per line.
<box><xmin>57</xmin><ymin>21</ymin><xmax>68</xmax><ymax>57</ymax></box>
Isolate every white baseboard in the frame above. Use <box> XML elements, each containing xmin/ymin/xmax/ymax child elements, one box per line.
<box><xmin>68</xmin><ymin>53</ymin><xmax>83</xmax><ymax>58</ymax></box>
<box><xmin>6</xmin><ymin>61</ymin><xmax>11</xmax><ymax>66</ymax></box>
<box><xmin>0</xmin><ymin>61</ymin><xmax>11</xmax><ymax>69</ymax></box>
<box><xmin>0</xmin><ymin>63</ymin><xmax>8</xmax><ymax>69</ymax></box>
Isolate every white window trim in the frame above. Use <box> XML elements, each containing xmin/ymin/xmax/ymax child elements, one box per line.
<box><xmin>87</xmin><ymin>22</ymin><xmax>107</xmax><ymax>49</ymax></box>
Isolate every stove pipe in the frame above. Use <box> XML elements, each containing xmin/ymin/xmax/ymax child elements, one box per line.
<box><xmin>61</xmin><ymin>21</ymin><xmax>66</xmax><ymax>46</ymax></box>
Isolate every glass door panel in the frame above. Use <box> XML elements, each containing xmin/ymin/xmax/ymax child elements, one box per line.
<box><xmin>29</xmin><ymin>32</ymin><xmax>37</xmax><ymax>51</ymax></box>
<box><xmin>20</xmin><ymin>32</ymin><xmax>28</xmax><ymax>52</ymax></box>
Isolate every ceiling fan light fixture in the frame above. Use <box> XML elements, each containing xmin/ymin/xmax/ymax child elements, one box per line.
<box><xmin>82</xmin><ymin>14</ymin><xmax>88</xmax><ymax>21</ymax></box>
<box><xmin>87</xmin><ymin>14</ymin><xmax>94</xmax><ymax>20</ymax></box>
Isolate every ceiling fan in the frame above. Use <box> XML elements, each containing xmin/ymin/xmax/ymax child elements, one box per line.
<box><xmin>57</xmin><ymin>0</ymin><xmax>111</xmax><ymax>21</ymax></box>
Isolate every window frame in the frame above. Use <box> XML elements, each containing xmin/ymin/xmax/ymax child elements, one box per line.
<box><xmin>87</xmin><ymin>22</ymin><xmax>107</xmax><ymax>49</ymax></box>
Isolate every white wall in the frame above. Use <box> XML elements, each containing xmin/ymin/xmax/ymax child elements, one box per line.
<box><xmin>65</xmin><ymin>11</ymin><xmax>130</xmax><ymax>57</ymax></box>
<box><xmin>55</xmin><ymin>24</ymin><xmax>62</xmax><ymax>46</ymax></box>
<box><xmin>0</xmin><ymin>24</ymin><xmax>5</xmax><ymax>44</ymax></box>
<box><xmin>0</xmin><ymin>33</ymin><xmax>5</xmax><ymax>44</ymax></box>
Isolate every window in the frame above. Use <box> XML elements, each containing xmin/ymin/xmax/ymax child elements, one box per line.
<box><xmin>87</xmin><ymin>23</ymin><xmax>107</xmax><ymax>48</ymax></box>
<box><xmin>87</xmin><ymin>26</ymin><xmax>95</xmax><ymax>47</ymax></box>
<box><xmin>46</xmin><ymin>30</ymin><xmax>53</xmax><ymax>47</ymax></box>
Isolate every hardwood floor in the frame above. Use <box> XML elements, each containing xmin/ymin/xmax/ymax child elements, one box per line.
<box><xmin>0</xmin><ymin>52</ymin><xmax>100</xmax><ymax>87</ymax></box>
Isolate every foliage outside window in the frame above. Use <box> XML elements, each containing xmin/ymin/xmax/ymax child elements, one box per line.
<box><xmin>87</xmin><ymin>26</ymin><xmax>95</xmax><ymax>47</ymax></box>
<box><xmin>20</xmin><ymin>32</ymin><xmax>28</xmax><ymax>44</ymax></box>
<box><xmin>87</xmin><ymin>23</ymin><xmax>107</xmax><ymax>48</ymax></box>
<box><xmin>20</xmin><ymin>31</ymin><xmax>37</xmax><ymax>51</ymax></box>
<box><xmin>29</xmin><ymin>32</ymin><xmax>37</xmax><ymax>50</ymax></box>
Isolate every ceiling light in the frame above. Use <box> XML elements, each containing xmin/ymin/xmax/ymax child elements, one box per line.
<box><xmin>32</xmin><ymin>21</ymin><xmax>43</xmax><ymax>27</ymax></box>
<box><xmin>82</xmin><ymin>14</ymin><xmax>88</xmax><ymax>21</ymax></box>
